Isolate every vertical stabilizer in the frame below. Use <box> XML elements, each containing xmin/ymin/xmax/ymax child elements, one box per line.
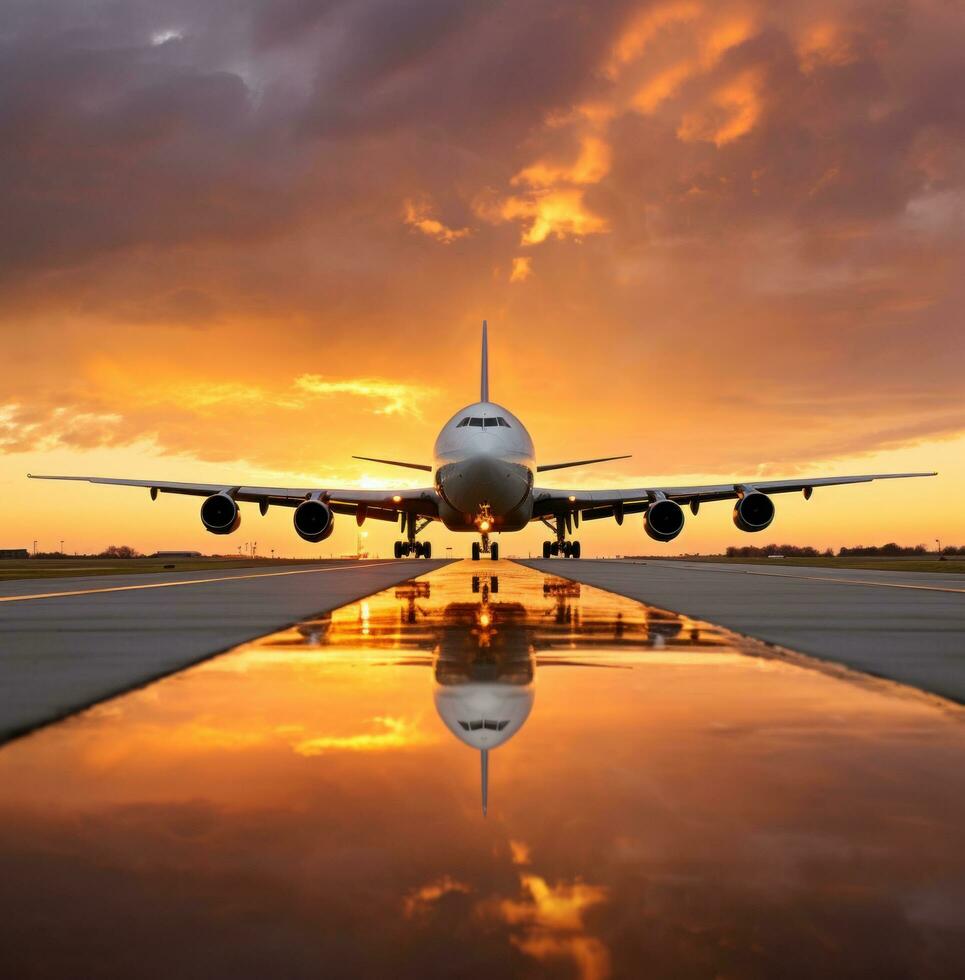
<box><xmin>480</xmin><ymin>320</ymin><xmax>489</xmax><ymax>403</ymax></box>
<box><xmin>481</xmin><ymin>748</ymin><xmax>489</xmax><ymax>817</ymax></box>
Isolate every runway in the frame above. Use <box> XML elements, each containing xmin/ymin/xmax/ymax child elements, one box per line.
<box><xmin>0</xmin><ymin>559</ymin><xmax>451</xmax><ymax>743</ymax></box>
<box><xmin>0</xmin><ymin>560</ymin><xmax>963</xmax><ymax>978</ymax></box>
<box><xmin>518</xmin><ymin>559</ymin><xmax>965</xmax><ymax>702</ymax></box>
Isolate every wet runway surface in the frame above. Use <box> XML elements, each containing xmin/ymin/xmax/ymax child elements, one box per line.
<box><xmin>1</xmin><ymin>560</ymin><xmax>964</xmax><ymax>978</ymax></box>
<box><xmin>520</xmin><ymin>559</ymin><xmax>965</xmax><ymax>703</ymax></box>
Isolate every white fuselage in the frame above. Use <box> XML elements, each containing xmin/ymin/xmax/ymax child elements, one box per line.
<box><xmin>433</xmin><ymin>401</ymin><xmax>535</xmax><ymax>532</ymax></box>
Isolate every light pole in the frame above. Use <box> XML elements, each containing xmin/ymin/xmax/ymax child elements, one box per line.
<box><xmin>936</xmin><ymin>537</ymin><xmax>942</xmax><ymax>557</ymax></box>
<box><xmin>60</xmin><ymin>539</ymin><xmax>64</xmax><ymax>555</ymax></box>
<box><xmin>32</xmin><ymin>539</ymin><xmax>37</xmax><ymax>556</ymax></box>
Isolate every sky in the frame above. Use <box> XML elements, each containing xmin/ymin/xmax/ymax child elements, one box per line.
<box><xmin>1</xmin><ymin>0</ymin><xmax>963</xmax><ymax>557</ymax></box>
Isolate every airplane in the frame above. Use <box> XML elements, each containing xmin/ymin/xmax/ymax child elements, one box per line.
<box><xmin>28</xmin><ymin>322</ymin><xmax>937</xmax><ymax>560</ymax></box>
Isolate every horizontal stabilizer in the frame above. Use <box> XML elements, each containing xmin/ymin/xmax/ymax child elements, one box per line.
<box><xmin>537</xmin><ymin>455</ymin><xmax>631</xmax><ymax>473</ymax></box>
<box><xmin>352</xmin><ymin>455</ymin><xmax>432</xmax><ymax>472</ymax></box>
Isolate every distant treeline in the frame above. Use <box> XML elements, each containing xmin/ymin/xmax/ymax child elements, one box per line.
<box><xmin>725</xmin><ymin>542</ymin><xmax>964</xmax><ymax>557</ymax></box>
<box><xmin>32</xmin><ymin>545</ymin><xmax>144</xmax><ymax>559</ymax></box>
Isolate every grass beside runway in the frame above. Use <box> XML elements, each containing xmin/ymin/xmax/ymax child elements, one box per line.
<box><xmin>0</xmin><ymin>557</ymin><xmax>368</xmax><ymax>582</ymax></box>
<box><xmin>667</xmin><ymin>556</ymin><xmax>965</xmax><ymax>574</ymax></box>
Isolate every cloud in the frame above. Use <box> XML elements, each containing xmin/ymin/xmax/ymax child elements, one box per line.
<box><xmin>494</xmin><ymin>873</ymin><xmax>610</xmax><ymax>980</ymax></box>
<box><xmin>403</xmin><ymin>199</ymin><xmax>470</xmax><ymax>244</ymax></box>
<box><xmin>476</xmin><ymin>188</ymin><xmax>608</xmax><ymax>245</ymax></box>
<box><xmin>403</xmin><ymin>875</ymin><xmax>471</xmax><ymax>917</ymax></box>
<box><xmin>509</xmin><ymin>256</ymin><xmax>533</xmax><ymax>283</ymax></box>
<box><xmin>0</xmin><ymin>0</ymin><xmax>962</xmax><ymax>483</ymax></box>
<box><xmin>294</xmin><ymin>716</ymin><xmax>431</xmax><ymax>755</ymax></box>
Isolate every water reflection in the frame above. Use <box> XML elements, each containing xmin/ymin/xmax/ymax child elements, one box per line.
<box><xmin>0</xmin><ymin>561</ymin><xmax>964</xmax><ymax>979</ymax></box>
<box><xmin>281</xmin><ymin>573</ymin><xmax>726</xmax><ymax>815</ymax></box>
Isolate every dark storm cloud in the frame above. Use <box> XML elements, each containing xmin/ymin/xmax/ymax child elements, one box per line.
<box><xmin>0</xmin><ymin>7</ymin><xmax>306</xmax><ymax>277</ymax></box>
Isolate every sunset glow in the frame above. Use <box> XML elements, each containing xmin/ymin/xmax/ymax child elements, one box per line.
<box><xmin>1</xmin><ymin>0</ymin><xmax>961</xmax><ymax>557</ymax></box>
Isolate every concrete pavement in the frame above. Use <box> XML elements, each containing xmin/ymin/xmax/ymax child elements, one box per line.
<box><xmin>516</xmin><ymin>559</ymin><xmax>965</xmax><ymax>702</ymax></box>
<box><xmin>0</xmin><ymin>559</ymin><xmax>451</xmax><ymax>742</ymax></box>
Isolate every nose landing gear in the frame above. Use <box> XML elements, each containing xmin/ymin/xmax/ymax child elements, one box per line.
<box><xmin>471</xmin><ymin>504</ymin><xmax>499</xmax><ymax>560</ymax></box>
<box><xmin>471</xmin><ymin>537</ymin><xmax>499</xmax><ymax>561</ymax></box>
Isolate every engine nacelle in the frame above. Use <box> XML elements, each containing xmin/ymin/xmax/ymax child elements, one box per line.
<box><xmin>644</xmin><ymin>499</ymin><xmax>685</xmax><ymax>542</ymax></box>
<box><xmin>294</xmin><ymin>499</ymin><xmax>334</xmax><ymax>543</ymax></box>
<box><xmin>200</xmin><ymin>492</ymin><xmax>240</xmax><ymax>535</ymax></box>
<box><xmin>733</xmin><ymin>491</ymin><xmax>775</xmax><ymax>532</ymax></box>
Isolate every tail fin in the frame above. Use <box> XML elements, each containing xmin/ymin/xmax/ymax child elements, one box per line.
<box><xmin>480</xmin><ymin>320</ymin><xmax>489</xmax><ymax>403</ymax></box>
<box><xmin>481</xmin><ymin>748</ymin><xmax>489</xmax><ymax>817</ymax></box>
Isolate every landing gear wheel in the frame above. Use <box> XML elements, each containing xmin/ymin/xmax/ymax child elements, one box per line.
<box><xmin>471</xmin><ymin>542</ymin><xmax>481</xmax><ymax>561</ymax></box>
<box><xmin>542</xmin><ymin>541</ymin><xmax>551</xmax><ymax>559</ymax></box>
<box><xmin>490</xmin><ymin>542</ymin><xmax>499</xmax><ymax>560</ymax></box>
<box><xmin>551</xmin><ymin>541</ymin><xmax>560</xmax><ymax>557</ymax></box>
<box><xmin>562</xmin><ymin>541</ymin><xmax>573</xmax><ymax>558</ymax></box>
<box><xmin>571</xmin><ymin>541</ymin><xmax>581</xmax><ymax>559</ymax></box>
<box><xmin>393</xmin><ymin>541</ymin><xmax>402</xmax><ymax>559</ymax></box>
<box><xmin>422</xmin><ymin>541</ymin><xmax>431</xmax><ymax>559</ymax></box>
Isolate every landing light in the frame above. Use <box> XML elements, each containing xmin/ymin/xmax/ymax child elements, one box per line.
<box><xmin>392</xmin><ymin>494</ymin><xmax>402</xmax><ymax>503</ymax></box>
<box><xmin>479</xmin><ymin>613</ymin><xmax>491</xmax><ymax>628</ymax></box>
<box><xmin>479</xmin><ymin>520</ymin><xmax>491</xmax><ymax>532</ymax></box>
<box><xmin>568</xmin><ymin>495</ymin><xmax>576</xmax><ymax>502</ymax></box>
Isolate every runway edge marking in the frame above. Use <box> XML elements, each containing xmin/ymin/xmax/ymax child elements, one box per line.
<box><xmin>0</xmin><ymin>560</ymin><xmax>419</xmax><ymax>604</ymax></box>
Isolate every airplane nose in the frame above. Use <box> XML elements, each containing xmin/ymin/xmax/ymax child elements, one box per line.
<box><xmin>443</xmin><ymin>451</ymin><xmax>527</xmax><ymax>515</ymax></box>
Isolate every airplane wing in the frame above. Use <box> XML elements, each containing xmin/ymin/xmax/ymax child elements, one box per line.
<box><xmin>533</xmin><ymin>472</ymin><xmax>937</xmax><ymax>521</ymax></box>
<box><xmin>27</xmin><ymin>474</ymin><xmax>439</xmax><ymax>520</ymax></box>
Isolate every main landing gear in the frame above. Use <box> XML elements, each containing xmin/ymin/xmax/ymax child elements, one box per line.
<box><xmin>541</xmin><ymin>513</ymin><xmax>581</xmax><ymax>559</ymax></box>
<box><xmin>471</xmin><ymin>538</ymin><xmax>499</xmax><ymax>561</ymax></box>
<box><xmin>393</xmin><ymin>513</ymin><xmax>432</xmax><ymax>559</ymax></box>
<box><xmin>542</xmin><ymin>540</ymin><xmax>581</xmax><ymax>559</ymax></box>
<box><xmin>394</xmin><ymin>540</ymin><xmax>431</xmax><ymax>559</ymax></box>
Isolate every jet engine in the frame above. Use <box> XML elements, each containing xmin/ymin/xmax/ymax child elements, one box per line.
<box><xmin>733</xmin><ymin>491</ymin><xmax>775</xmax><ymax>532</ymax></box>
<box><xmin>200</xmin><ymin>492</ymin><xmax>240</xmax><ymax>535</ymax></box>
<box><xmin>294</xmin><ymin>499</ymin><xmax>334</xmax><ymax>542</ymax></box>
<box><xmin>644</xmin><ymin>499</ymin><xmax>685</xmax><ymax>542</ymax></box>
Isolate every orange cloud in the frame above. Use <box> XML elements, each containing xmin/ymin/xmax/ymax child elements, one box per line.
<box><xmin>798</xmin><ymin>22</ymin><xmax>860</xmax><ymax>73</ymax></box>
<box><xmin>84</xmin><ymin>358</ymin><xmax>434</xmax><ymax>417</ymax></box>
<box><xmin>509</xmin><ymin>839</ymin><xmax>531</xmax><ymax>864</ymax></box>
<box><xmin>403</xmin><ymin>199</ymin><xmax>470</xmax><ymax>244</ymax></box>
<box><xmin>497</xmin><ymin>873</ymin><xmax>610</xmax><ymax>980</ymax></box>
<box><xmin>403</xmin><ymin>875</ymin><xmax>471</xmax><ymax>917</ymax></box>
<box><xmin>632</xmin><ymin>61</ymin><xmax>695</xmax><ymax>113</ymax></box>
<box><xmin>606</xmin><ymin>1</ymin><xmax>703</xmax><ymax>78</ymax></box>
<box><xmin>677</xmin><ymin>68</ymin><xmax>763</xmax><ymax>145</ymax></box>
<box><xmin>509</xmin><ymin>256</ymin><xmax>533</xmax><ymax>283</ymax></box>
<box><xmin>482</xmin><ymin>188</ymin><xmax>608</xmax><ymax>245</ymax></box>
<box><xmin>294</xmin><ymin>715</ymin><xmax>431</xmax><ymax>756</ymax></box>
<box><xmin>512</xmin><ymin>136</ymin><xmax>612</xmax><ymax>189</ymax></box>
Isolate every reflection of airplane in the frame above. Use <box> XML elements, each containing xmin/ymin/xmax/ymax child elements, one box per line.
<box><xmin>433</xmin><ymin>592</ymin><xmax>535</xmax><ymax>817</ymax></box>
<box><xmin>256</xmin><ymin>572</ymin><xmax>728</xmax><ymax>813</ymax></box>
<box><xmin>28</xmin><ymin>324</ymin><xmax>936</xmax><ymax>560</ymax></box>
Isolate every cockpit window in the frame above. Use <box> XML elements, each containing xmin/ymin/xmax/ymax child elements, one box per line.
<box><xmin>460</xmin><ymin>416</ymin><xmax>511</xmax><ymax>428</ymax></box>
<box><xmin>459</xmin><ymin>720</ymin><xmax>510</xmax><ymax>732</ymax></box>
